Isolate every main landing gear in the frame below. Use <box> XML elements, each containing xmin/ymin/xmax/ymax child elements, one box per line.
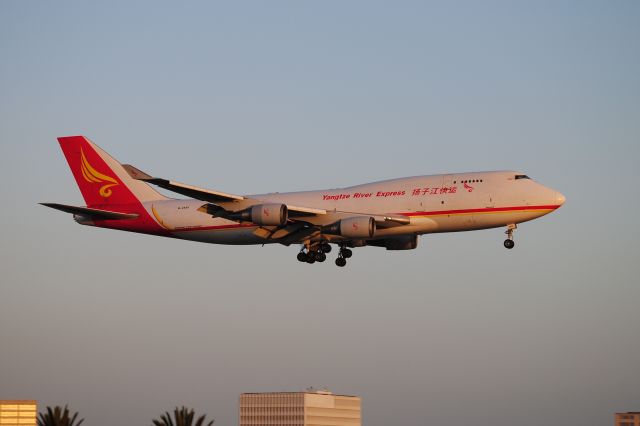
<box><xmin>297</xmin><ymin>242</ymin><xmax>352</xmax><ymax>267</ymax></box>
<box><xmin>297</xmin><ymin>242</ymin><xmax>331</xmax><ymax>264</ymax></box>
<box><xmin>335</xmin><ymin>245</ymin><xmax>352</xmax><ymax>268</ymax></box>
<box><xmin>297</xmin><ymin>249</ymin><xmax>326</xmax><ymax>264</ymax></box>
<box><xmin>504</xmin><ymin>224</ymin><xmax>516</xmax><ymax>249</ymax></box>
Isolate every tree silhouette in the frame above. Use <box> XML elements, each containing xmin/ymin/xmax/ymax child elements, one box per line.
<box><xmin>152</xmin><ymin>406</ymin><xmax>214</xmax><ymax>426</ymax></box>
<box><xmin>37</xmin><ymin>405</ymin><xmax>84</xmax><ymax>426</ymax></box>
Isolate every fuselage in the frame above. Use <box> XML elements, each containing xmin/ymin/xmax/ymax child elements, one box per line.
<box><xmin>118</xmin><ymin>170</ymin><xmax>564</xmax><ymax>245</ymax></box>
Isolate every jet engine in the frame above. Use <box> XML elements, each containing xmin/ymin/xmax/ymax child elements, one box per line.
<box><xmin>229</xmin><ymin>203</ymin><xmax>288</xmax><ymax>226</ymax></box>
<box><xmin>323</xmin><ymin>216</ymin><xmax>376</xmax><ymax>238</ymax></box>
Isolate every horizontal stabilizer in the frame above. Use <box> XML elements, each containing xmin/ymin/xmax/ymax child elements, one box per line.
<box><xmin>40</xmin><ymin>203</ymin><xmax>139</xmax><ymax>220</ymax></box>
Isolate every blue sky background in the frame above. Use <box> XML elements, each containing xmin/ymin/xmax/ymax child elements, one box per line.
<box><xmin>1</xmin><ymin>2</ymin><xmax>639</xmax><ymax>425</ymax></box>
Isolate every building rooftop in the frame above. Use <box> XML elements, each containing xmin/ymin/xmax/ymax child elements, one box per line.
<box><xmin>241</xmin><ymin>390</ymin><xmax>358</xmax><ymax>398</ymax></box>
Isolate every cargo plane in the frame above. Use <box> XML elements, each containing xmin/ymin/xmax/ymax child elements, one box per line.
<box><xmin>42</xmin><ymin>136</ymin><xmax>565</xmax><ymax>267</ymax></box>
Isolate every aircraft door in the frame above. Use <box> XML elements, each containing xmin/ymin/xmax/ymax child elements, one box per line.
<box><xmin>440</xmin><ymin>174</ymin><xmax>466</xmax><ymax>230</ymax></box>
<box><xmin>441</xmin><ymin>174</ymin><xmax>454</xmax><ymax>208</ymax></box>
<box><xmin>440</xmin><ymin>175</ymin><xmax>456</xmax><ymax>206</ymax></box>
<box><xmin>485</xmin><ymin>179</ymin><xmax>495</xmax><ymax>208</ymax></box>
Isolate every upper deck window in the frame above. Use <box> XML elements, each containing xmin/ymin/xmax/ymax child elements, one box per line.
<box><xmin>515</xmin><ymin>174</ymin><xmax>530</xmax><ymax>180</ymax></box>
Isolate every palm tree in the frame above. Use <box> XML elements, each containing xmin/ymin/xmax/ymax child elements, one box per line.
<box><xmin>37</xmin><ymin>405</ymin><xmax>84</xmax><ymax>426</ymax></box>
<box><xmin>152</xmin><ymin>406</ymin><xmax>214</xmax><ymax>426</ymax></box>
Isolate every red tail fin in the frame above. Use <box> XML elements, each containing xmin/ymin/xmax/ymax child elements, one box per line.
<box><xmin>58</xmin><ymin>136</ymin><xmax>166</xmax><ymax>207</ymax></box>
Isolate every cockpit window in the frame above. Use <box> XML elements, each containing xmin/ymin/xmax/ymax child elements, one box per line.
<box><xmin>515</xmin><ymin>174</ymin><xmax>530</xmax><ymax>180</ymax></box>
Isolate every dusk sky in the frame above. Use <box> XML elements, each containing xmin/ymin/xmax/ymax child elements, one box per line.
<box><xmin>1</xmin><ymin>2</ymin><xmax>639</xmax><ymax>425</ymax></box>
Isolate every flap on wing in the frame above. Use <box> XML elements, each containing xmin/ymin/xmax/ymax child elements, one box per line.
<box><xmin>374</xmin><ymin>214</ymin><xmax>411</xmax><ymax>228</ymax></box>
<box><xmin>122</xmin><ymin>164</ymin><xmax>245</xmax><ymax>203</ymax></box>
<box><xmin>40</xmin><ymin>203</ymin><xmax>139</xmax><ymax>220</ymax></box>
<box><xmin>287</xmin><ymin>204</ymin><xmax>326</xmax><ymax>217</ymax></box>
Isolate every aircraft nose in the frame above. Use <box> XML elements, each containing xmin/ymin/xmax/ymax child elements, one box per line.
<box><xmin>555</xmin><ymin>191</ymin><xmax>566</xmax><ymax>206</ymax></box>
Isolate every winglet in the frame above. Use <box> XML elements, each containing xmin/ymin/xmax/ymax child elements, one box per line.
<box><xmin>122</xmin><ymin>164</ymin><xmax>154</xmax><ymax>181</ymax></box>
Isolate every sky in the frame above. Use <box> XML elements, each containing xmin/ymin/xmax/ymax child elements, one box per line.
<box><xmin>1</xmin><ymin>1</ymin><xmax>639</xmax><ymax>425</ymax></box>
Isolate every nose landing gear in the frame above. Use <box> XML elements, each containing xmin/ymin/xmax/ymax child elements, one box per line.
<box><xmin>504</xmin><ymin>224</ymin><xmax>516</xmax><ymax>249</ymax></box>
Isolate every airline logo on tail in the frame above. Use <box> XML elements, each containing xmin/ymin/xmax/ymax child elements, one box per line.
<box><xmin>80</xmin><ymin>148</ymin><xmax>119</xmax><ymax>198</ymax></box>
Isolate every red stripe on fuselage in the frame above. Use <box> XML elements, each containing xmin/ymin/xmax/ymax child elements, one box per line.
<box><xmin>402</xmin><ymin>204</ymin><xmax>561</xmax><ymax>217</ymax></box>
<box><xmin>164</xmin><ymin>204</ymin><xmax>561</xmax><ymax>233</ymax></box>
<box><xmin>92</xmin><ymin>204</ymin><xmax>561</xmax><ymax>234</ymax></box>
<box><xmin>171</xmin><ymin>223</ymin><xmax>257</xmax><ymax>232</ymax></box>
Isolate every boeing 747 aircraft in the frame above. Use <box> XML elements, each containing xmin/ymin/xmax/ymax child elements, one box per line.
<box><xmin>42</xmin><ymin>136</ymin><xmax>565</xmax><ymax>267</ymax></box>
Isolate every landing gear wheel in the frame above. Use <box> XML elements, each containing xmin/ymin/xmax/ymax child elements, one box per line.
<box><xmin>297</xmin><ymin>252</ymin><xmax>308</xmax><ymax>262</ymax></box>
<box><xmin>306</xmin><ymin>255</ymin><xmax>316</xmax><ymax>264</ymax></box>
<box><xmin>316</xmin><ymin>252</ymin><xmax>327</xmax><ymax>262</ymax></box>
<box><xmin>341</xmin><ymin>248</ymin><xmax>353</xmax><ymax>259</ymax></box>
<box><xmin>503</xmin><ymin>224</ymin><xmax>516</xmax><ymax>250</ymax></box>
<box><xmin>320</xmin><ymin>243</ymin><xmax>332</xmax><ymax>254</ymax></box>
<box><xmin>335</xmin><ymin>257</ymin><xmax>347</xmax><ymax>267</ymax></box>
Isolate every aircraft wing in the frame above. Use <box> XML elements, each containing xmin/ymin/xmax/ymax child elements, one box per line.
<box><xmin>122</xmin><ymin>164</ymin><xmax>327</xmax><ymax>218</ymax></box>
<box><xmin>123</xmin><ymin>164</ymin><xmax>245</xmax><ymax>203</ymax></box>
<box><xmin>122</xmin><ymin>165</ymin><xmax>412</xmax><ymax>240</ymax></box>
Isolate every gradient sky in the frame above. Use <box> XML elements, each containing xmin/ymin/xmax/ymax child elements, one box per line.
<box><xmin>1</xmin><ymin>2</ymin><xmax>639</xmax><ymax>426</ymax></box>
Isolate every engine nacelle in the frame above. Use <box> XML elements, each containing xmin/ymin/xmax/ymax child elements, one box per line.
<box><xmin>229</xmin><ymin>203</ymin><xmax>288</xmax><ymax>226</ymax></box>
<box><xmin>252</xmin><ymin>203</ymin><xmax>287</xmax><ymax>226</ymax></box>
<box><xmin>323</xmin><ymin>216</ymin><xmax>376</xmax><ymax>239</ymax></box>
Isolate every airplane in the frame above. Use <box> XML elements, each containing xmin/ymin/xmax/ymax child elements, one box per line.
<box><xmin>42</xmin><ymin>135</ymin><xmax>566</xmax><ymax>267</ymax></box>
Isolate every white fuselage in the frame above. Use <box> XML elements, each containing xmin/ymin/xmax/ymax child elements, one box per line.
<box><xmin>140</xmin><ymin>171</ymin><xmax>564</xmax><ymax>245</ymax></box>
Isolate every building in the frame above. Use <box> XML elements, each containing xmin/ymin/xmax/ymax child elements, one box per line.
<box><xmin>239</xmin><ymin>390</ymin><xmax>361</xmax><ymax>426</ymax></box>
<box><xmin>616</xmin><ymin>412</ymin><xmax>640</xmax><ymax>426</ymax></box>
<box><xmin>0</xmin><ymin>401</ymin><xmax>37</xmax><ymax>426</ymax></box>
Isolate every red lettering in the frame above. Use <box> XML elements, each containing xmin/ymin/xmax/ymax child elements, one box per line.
<box><xmin>376</xmin><ymin>190</ymin><xmax>406</xmax><ymax>198</ymax></box>
<box><xmin>322</xmin><ymin>194</ymin><xmax>351</xmax><ymax>201</ymax></box>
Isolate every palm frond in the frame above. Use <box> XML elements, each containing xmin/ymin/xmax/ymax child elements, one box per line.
<box><xmin>37</xmin><ymin>405</ymin><xmax>84</xmax><ymax>426</ymax></box>
<box><xmin>152</xmin><ymin>406</ymin><xmax>213</xmax><ymax>426</ymax></box>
